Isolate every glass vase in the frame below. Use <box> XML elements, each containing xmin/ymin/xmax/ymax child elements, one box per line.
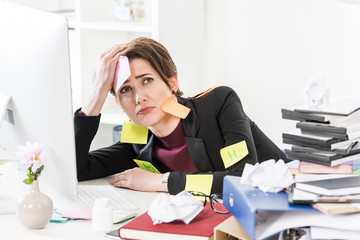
<box><xmin>17</xmin><ymin>180</ymin><xmax>53</xmax><ymax>229</ymax></box>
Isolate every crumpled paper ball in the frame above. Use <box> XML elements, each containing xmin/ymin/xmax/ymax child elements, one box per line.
<box><xmin>147</xmin><ymin>191</ymin><xmax>204</xmax><ymax>225</ymax></box>
<box><xmin>304</xmin><ymin>75</ymin><xmax>331</xmax><ymax>109</ymax></box>
<box><xmin>240</xmin><ymin>159</ymin><xmax>294</xmax><ymax>193</ymax></box>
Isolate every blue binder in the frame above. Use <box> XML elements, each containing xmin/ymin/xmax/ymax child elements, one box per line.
<box><xmin>223</xmin><ymin>176</ymin><xmax>315</xmax><ymax>239</ymax></box>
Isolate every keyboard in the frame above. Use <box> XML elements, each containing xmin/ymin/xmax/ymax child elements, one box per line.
<box><xmin>78</xmin><ymin>185</ymin><xmax>138</xmax><ymax>211</ymax></box>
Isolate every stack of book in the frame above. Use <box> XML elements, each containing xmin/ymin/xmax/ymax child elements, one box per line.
<box><xmin>282</xmin><ymin>99</ymin><xmax>360</xmax><ymax>172</ymax></box>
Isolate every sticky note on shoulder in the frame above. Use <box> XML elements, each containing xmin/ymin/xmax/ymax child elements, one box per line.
<box><xmin>113</xmin><ymin>56</ymin><xmax>131</xmax><ymax>93</ymax></box>
<box><xmin>185</xmin><ymin>174</ymin><xmax>213</xmax><ymax>196</ymax></box>
<box><xmin>220</xmin><ymin>141</ymin><xmax>248</xmax><ymax>169</ymax></box>
<box><xmin>134</xmin><ymin>159</ymin><xmax>160</xmax><ymax>173</ymax></box>
<box><xmin>161</xmin><ymin>96</ymin><xmax>191</xmax><ymax>119</ymax></box>
<box><xmin>188</xmin><ymin>85</ymin><xmax>217</xmax><ymax>98</ymax></box>
<box><xmin>120</xmin><ymin>121</ymin><xmax>149</xmax><ymax>144</ymax></box>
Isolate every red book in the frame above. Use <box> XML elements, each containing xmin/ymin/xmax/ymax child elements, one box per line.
<box><xmin>118</xmin><ymin>204</ymin><xmax>231</xmax><ymax>240</ymax></box>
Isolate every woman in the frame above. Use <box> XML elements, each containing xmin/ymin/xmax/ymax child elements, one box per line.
<box><xmin>75</xmin><ymin>37</ymin><xmax>286</xmax><ymax>195</ymax></box>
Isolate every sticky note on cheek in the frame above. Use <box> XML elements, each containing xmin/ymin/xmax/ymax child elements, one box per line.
<box><xmin>185</xmin><ymin>174</ymin><xmax>213</xmax><ymax>201</ymax></box>
<box><xmin>220</xmin><ymin>141</ymin><xmax>248</xmax><ymax>169</ymax></box>
<box><xmin>134</xmin><ymin>159</ymin><xmax>160</xmax><ymax>173</ymax></box>
<box><xmin>114</xmin><ymin>56</ymin><xmax>131</xmax><ymax>93</ymax></box>
<box><xmin>120</xmin><ymin>121</ymin><xmax>149</xmax><ymax>144</ymax></box>
<box><xmin>161</xmin><ymin>96</ymin><xmax>191</xmax><ymax>119</ymax></box>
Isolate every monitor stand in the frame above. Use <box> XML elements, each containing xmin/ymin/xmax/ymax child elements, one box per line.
<box><xmin>0</xmin><ymin>93</ymin><xmax>12</xmax><ymax>129</ymax></box>
<box><xmin>0</xmin><ymin>194</ymin><xmax>17</xmax><ymax>214</ymax></box>
<box><xmin>0</xmin><ymin>162</ymin><xmax>23</xmax><ymax>215</ymax></box>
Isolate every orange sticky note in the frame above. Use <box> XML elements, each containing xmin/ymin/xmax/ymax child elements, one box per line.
<box><xmin>120</xmin><ymin>121</ymin><xmax>148</xmax><ymax>144</ymax></box>
<box><xmin>161</xmin><ymin>96</ymin><xmax>191</xmax><ymax>119</ymax></box>
<box><xmin>188</xmin><ymin>85</ymin><xmax>217</xmax><ymax>98</ymax></box>
<box><xmin>220</xmin><ymin>141</ymin><xmax>248</xmax><ymax>169</ymax></box>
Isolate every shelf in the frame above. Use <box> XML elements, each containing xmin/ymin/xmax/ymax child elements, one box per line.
<box><xmin>78</xmin><ymin>22</ymin><xmax>153</xmax><ymax>33</ymax></box>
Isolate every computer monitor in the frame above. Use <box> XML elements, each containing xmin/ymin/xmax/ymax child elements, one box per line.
<box><xmin>0</xmin><ymin>2</ymin><xmax>78</xmax><ymax>203</ymax></box>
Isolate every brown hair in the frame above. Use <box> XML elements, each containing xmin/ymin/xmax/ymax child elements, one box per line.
<box><xmin>111</xmin><ymin>37</ymin><xmax>183</xmax><ymax>97</ymax></box>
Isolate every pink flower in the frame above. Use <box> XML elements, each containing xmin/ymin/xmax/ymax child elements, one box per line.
<box><xmin>16</xmin><ymin>141</ymin><xmax>46</xmax><ymax>184</ymax></box>
<box><xmin>17</xmin><ymin>141</ymin><xmax>46</xmax><ymax>167</ymax></box>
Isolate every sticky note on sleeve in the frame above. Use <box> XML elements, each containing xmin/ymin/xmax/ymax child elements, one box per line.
<box><xmin>120</xmin><ymin>121</ymin><xmax>149</xmax><ymax>144</ymax></box>
<box><xmin>133</xmin><ymin>159</ymin><xmax>160</xmax><ymax>173</ymax></box>
<box><xmin>185</xmin><ymin>174</ymin><xmax>213</xmax><ymax>198</ymax></box>
<box><xmin>220</xmin><ymin>141</ymin><xmax>248</xmax><ymax>169</ymax></box>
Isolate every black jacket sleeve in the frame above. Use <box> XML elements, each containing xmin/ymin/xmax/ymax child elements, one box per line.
<box><xmin>74</xmin><ymin>111</ymin><xmax>137</xmax><ymax>181</ymax></box>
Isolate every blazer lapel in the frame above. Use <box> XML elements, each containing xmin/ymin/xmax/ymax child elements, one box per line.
<box><xmin>133</xmin><ymin>134</ymin><xmax>154</xmax><ymax>162</ymax></box>
<box><xmin>179</xmin><ymin>97</ymin><xmax>214</xmax><ymax>171</ymax></box>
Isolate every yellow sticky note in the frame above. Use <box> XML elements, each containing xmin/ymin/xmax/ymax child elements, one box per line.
<box><xmin>120</xmin><ymin>121</ymin><xmax>148</xmax><ymax>144</ymax></box>
<box><xmin>185</xmin><ymin>174</ymin><xmax>213</xmax><ymax>201</ymax></box>
<box><xmin>220</xmin><ymin>141</ymin><xmax>248</xmax><ymax>169</ymax></box>
<box><xmin>133</xmin><ymin>159</ymin><xmax>160</xmax><ymax>174</ymax></box>
<box><xmin>161</xmin><ymin>96</ymin><xmax>191</xmax><ymax>119</ymax></box>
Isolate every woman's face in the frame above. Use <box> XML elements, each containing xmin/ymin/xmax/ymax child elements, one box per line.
<box><xmin>116</xmin><ymin>58</ymin><xmax>177</xmax><ymax>128</ymax></box>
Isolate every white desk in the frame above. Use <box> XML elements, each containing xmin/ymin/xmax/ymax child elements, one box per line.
<box><xmin>0</xmin><ymin>164</ymin><xmax>160</xmax><ymax>240</ymax></box>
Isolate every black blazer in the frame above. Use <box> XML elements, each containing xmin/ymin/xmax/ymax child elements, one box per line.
<box><xmin>75</xmin><ymin>86</ymin><xmax>287</xmax><ymax>194</ymax></box>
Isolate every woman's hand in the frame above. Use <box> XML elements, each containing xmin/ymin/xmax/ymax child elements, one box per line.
<box><xmin>109</xmin><ymin>167</ymin><xmax>164</xmax><ymax>192</ymax></box>
<box><xmin>82</xmin><ymin>44</ymin><xmax>128</xmax><ymax>116</ymax></box>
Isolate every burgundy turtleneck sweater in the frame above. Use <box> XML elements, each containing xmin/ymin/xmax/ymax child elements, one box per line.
<box><xmin>153</xmin><ymin>121</ymin><xmax>197</xmax><ymax>172</ymax></box>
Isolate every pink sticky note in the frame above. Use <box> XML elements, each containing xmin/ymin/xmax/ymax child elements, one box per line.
<box><xmin>62</xmin><ymin>206</ymin><xmax>92</xmax><ymax>220</ymax></box>
<box><xmin>114</xmin><ymin>56</ymin><xmax>131</xmax><ymax>93</ymax></box>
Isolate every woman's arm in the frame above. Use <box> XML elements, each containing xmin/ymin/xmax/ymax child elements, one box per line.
<box><xmin>74</xmin><ymin>111</ymin><xmax>137</xmax><ymax>181</ymax></box>
<box><xmin>109</xmin><ymin>168</ymin><xmax>165</xmax><ymax>192</ymax></box>
<box><xmin>82</xmin><ymin>44</ymin><xmax>127</xmax><ymax>116</ymax></box>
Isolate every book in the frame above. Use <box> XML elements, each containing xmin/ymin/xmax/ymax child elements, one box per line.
<box><xmin>297</xmin><ymin>122</ymin><xmax>360</xmax><ymax>140</ymax></box>
<box><xmin>293</xmin><ymin>99</ymin><xmax>360</xmax><ymax>116</ymax></box>
<box><xmin>296</xmin><ymin>118</ymin><xmax>360</xmax><ymax>135</ymax></box>
<box><xmin>284</xmin><ymin>138</ymin><xmax>360</xmax><ymax>154</ymax></box>
<box><xmin>295</xmin><ymin>176</ymin><xmax>360</xmax><ymax>196</ymax></box>
<box><xmin>286</xmin><ymin>145</ymin><xmax>360</xmax><ymax>163</ymax></box>
<box><xmin>281</xmin><ymin>108</ymin><xmax>333</xmax><ymax>123</ymax></box>
<box><xmin>298</xmin><ymin>161</ymin><xmax>353</xmax><ymax>174</ymax></box>
<box><xmin>288</xmin><ymin>184</ymin><xmax>360</xmax><ymax>205</ymax></box>
<box><xmin>282</xmin><ymin>107</ymin><xmax>360</xmax><ymax>124</ymax></box>
<box><xmin>282</xmin><ymin>132</ymin><xmax>341</xmax><ymax>147</ymax></box>
<box><xmin>285</xmin><ymin>148</ymin><xmax>341</xmax><ymax>162</ymax></box>
<box><xmin>312</xmin><ymin>203</ymin><xmax>360</xmax><ymax>214</ymax></box>
<box><xmin>286</xmin><ymin>150</ymin><xmax>360</xmax><ymax>167</ymax></box>
<box><xmin>118</xmin><ymin>204</ymin><xmax>231</xmax><ymax>240</ymax></box>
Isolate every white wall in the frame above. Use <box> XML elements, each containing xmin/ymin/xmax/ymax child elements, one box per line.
<box><xmin>7</xmin><ymin>0</ymin><xmax>360</xmax><ymax>149</ymax></box>
<box><xmin>6</xmin><ymin>0</ymin><xmax>74</xmax><ymax>11</ymax></box>
<box><xmin>206</xmin><ymin>0</ymin><xmax>360</xmax><ymax>147</ymax></box>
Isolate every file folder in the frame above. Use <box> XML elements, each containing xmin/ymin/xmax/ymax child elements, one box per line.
<box><xmin>222</xmin><ymin>176</ymin><xmax>315</xmax><ymax>239</ymax></box>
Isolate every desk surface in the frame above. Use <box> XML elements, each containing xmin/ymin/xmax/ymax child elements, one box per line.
<box><xmin>0</xmin><ymin>164</ymin><xmax>160</xmax><ymax>240</ymax></box>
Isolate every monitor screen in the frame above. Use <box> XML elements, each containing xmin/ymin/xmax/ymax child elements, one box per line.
<box><xmin>0</xmin><ymin>2</ymin><xmax>77</xmax><ymax>202</ymax></box>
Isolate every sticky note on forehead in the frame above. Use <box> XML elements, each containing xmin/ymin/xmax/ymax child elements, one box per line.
<box><xmin>220</xmin><ymin>141</ymin><xmax>248</xmax><ymax>169</ymax></box>
<box><xmin>161</xmin><ymin>96</ymin><xmax>191</xmax><ymax>119</ymax></box>
<box><xmin>133</xmin><ymin>159</ymin><xmax>160</xmax><ymax>174</ymax></box>
<box><xmin>114</xmin><ymin>56</ymin><xmax>131</xmax><ymax>93</ymax></box>
<box><xmin>120</xmin><ymin>121</ymin><xmax>149</xmax><ymax>144</ymax></box>
<box><xmin>185</xmin><ymin>174</ymin><xmax>213</xmax><ymax>196</ymax></box>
